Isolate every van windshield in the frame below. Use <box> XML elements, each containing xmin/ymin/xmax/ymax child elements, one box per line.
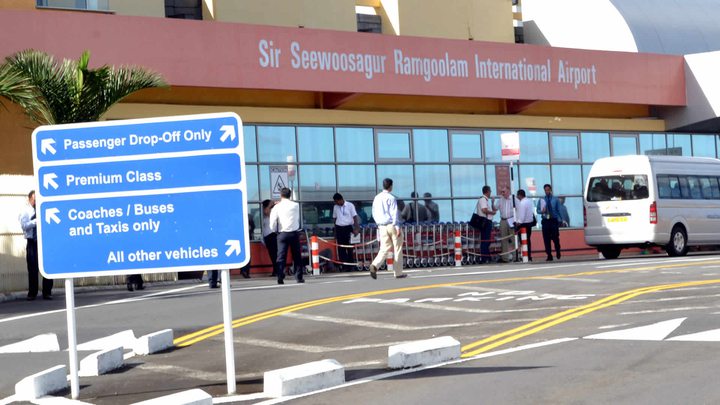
<box><xmin>587</xmin><ymin>175</ymin><xmax>649</xmax><ymax>202</ymax></box>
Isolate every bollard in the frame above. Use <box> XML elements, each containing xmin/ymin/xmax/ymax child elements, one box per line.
<box><xmin>387</xmin><ymin>252</ymin><xmax>394</xmax><ymax>273</ymax></box>
<box><xmin>520</xmin><ymin>227</ymin><xmax>529</xmax><ymax>263</ymax></box>
<box><xmin>454</xmin><ymin>230</ymin><xmax>462</xmax><ymax>267</ymax></box>
<box><xmin>311</xmin><ymin>235</ymin><xmax>320</xmax><ymax>275</ymax></box>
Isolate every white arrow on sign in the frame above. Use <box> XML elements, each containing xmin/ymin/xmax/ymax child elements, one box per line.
<box><xmin>41</xmin><ymin>138</ymin><xmax>56</xmax><ymax>155</ymax></box>
<box><xmin>45</xmin><ymin>208</ymin><xmax>61</xmax><ymax>224</ymax></box>
<box><xmin>225</xmin><ymin>239</ymin><xmax>241</xmax><ymax>256</ymax></box>
<box><xmin>219</xmin><ymin>125</ymin><xmax>236</xmax><ymax>142</ymax></box>
<box><xmin>43</xmin><ymin>173</ymin><xmax>58</xmax><ymax>190</ymax></box>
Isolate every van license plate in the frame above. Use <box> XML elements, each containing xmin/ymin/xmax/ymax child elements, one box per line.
<box><xmin>607</xmin><ymin>217</ymin><xmax>628</xmax><ymax>223</ymax></box>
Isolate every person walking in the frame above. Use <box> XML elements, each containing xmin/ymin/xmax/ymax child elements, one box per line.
<box><xmin>126</xmin><ymin>274</ymin><xmax>144</xmax><ymax>291</ymax></box>
<box><xmin>261</xmin><ymin>199</ymin><xmax>278</xmax><ymax>277</ymax></box>
<box><xmin>515</xmin><ymin>189</ymin><xmax>535</xmax><ymax>262</ymax></box>
<box><xmin>476</xmin><ymin>186</ymin><xmax>496</xmax><ymax>264</ymax></box>
<box><xmin>537</xmin><ymin>184</ymin><xmax>562</xmax><ymax>261</ymax></box>
<box><xmin>269</xmin><ymin>188</ymin><xmax>304</xmax><ymax>284</ymax></box>
<box><xmin>332</xmin><ymin>193</ymin><xmax>360</xmax><ymax>271</ymax></box>
<box><xmin>494</xmin><ymin>187</ymin><xmax>515</xmax><ymax>263</ymax></box>
<box><xmin>368</xmin><ymin>178</ymin><xmax>406</xmax><ymax>280</ymax></box>
<box><xmin>19</xmin><ymin>190</ymin><xmax>53</xmax><ymax>300</ymax></box>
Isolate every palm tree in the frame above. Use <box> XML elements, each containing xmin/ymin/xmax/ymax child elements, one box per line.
<box><xmin>2</xmin><ymin>49</ymin><xmax>166</xmax><ymax>125</ymax></box>
<box><xmin>0</xmin><ymin>62</ymin><xmax>47</xmax><ymax>121</ymax></box>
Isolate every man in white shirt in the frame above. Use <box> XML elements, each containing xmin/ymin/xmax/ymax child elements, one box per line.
<box><xmin>476</xmin><ymin>185</ymin><xmax>496</xmax><ymax>264</ymax></box>
<box><xmin>332</xmin><ymin>193</ymin><xmax>360</xmax><ymax>272</ymax></box>
<box><xmin>369</xmin><ymin>178</ymin><xmax>406</xmax><ymax>279</ymax></box>
<box><xmin>494</xmin><ymin>187</ymin><xmax>515</xmax><ymax>263</ymax></box>
<box><xmin>515</xmin><ymin>189</ymin><xmax>535</xmax><ymax>261</ymax></box>
<box><xmin>269</xmin><ymin>188</ymin><xmax>304</xmax><ymax>284</ymax></box>
<box><xmin>19</xmin><ymin>190</ymin><xmax>53</xmax><ymax>300</ymax></box>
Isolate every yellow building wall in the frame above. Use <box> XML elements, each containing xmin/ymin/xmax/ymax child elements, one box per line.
<box><xmin>378</xmin><ymin>0</ymin><xmax>514</xmax><ymax>42</ymax></box>
<box><xmin>108</xmin><ymin>0</ymin><xmax>164</xmax><ymax>17</ymax></box>
<box><xmin>211</xmin><ymin>0</ymin><xmax>357</xmax><ymax>31</ymax></box>
<box><xmin>0</xmin><ymin>0</ymin><xmax>35</xmax><ymax>10</ymax></box>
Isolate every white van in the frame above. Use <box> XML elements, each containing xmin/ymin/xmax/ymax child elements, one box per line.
<box><xmin>584</xmin><ymin>155</ymin><xmax>720</xmax><ymax>259</ymax></box>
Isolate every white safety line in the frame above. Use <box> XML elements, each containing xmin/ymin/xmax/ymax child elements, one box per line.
<box><xmin>350</xmin><ymin>299</ymin><xmax>577</xmax><ymax>314</ymax></box>
<box><xmin>630</xmin><ymin>293</ymin><xmax>720</xmax><ymax>304</ymax></box>
<box><xmin>136</xmin><ymin>363</ymin><xmax>261</xmax><ymax>382</ymax></box>
<box><xmin>596</xmin><ymin>257</ymin><xmax>718</xmax><ymax>269</ymax></box>
<box><xmin>536</xmin><ymin>277</ymin><xmax>602</xmax><ymax>283</ymax></box>
<box><xmin>619</xmin><ymin>306</ymin><xmax>713</xmax><ymax>315</ymax></box>
<box><xmin>409</xmin><ymin>264</ymin><xmax>580</xmax><ymax>279</ymax></box>
<box><xmin>230</xmin><ymin>336</ymin><xmax>431</xmax><ymax>353</ymax></box>
<box><xmin>0</xmin><ymin>283</ymin><xmax>295</xmax><ymax>324</ymax></box>
<box><xmin>250</xmin><ymin>338</ymin><xmax>578</xmax><ymax>405</ymax></box>
<box><xmin>281</xmin><ymin>312</ymin><xmax>519</xmax><ymax>330</ymax></box>
<box><xmin>597</xmin><ymin>323</ymin><xmax>633</xmax><ymax>330</ymax></box>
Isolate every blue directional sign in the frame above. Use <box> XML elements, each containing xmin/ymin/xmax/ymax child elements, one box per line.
<box><xmin>32</xmin><ymin>112</ymin><xmax>249</xmax><ymax>278</ymax></box>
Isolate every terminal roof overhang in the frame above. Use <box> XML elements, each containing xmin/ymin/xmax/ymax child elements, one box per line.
<box><xmin>0</xmin><ymin>10</ymin><xmax>686</xmax><ymax>121</ymax></box>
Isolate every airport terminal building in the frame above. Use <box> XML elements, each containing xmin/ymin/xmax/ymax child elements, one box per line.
<box><xmin>1</xmin><ymin>0</ymin><xmax>720</xmax><ymax>287</ymax></box>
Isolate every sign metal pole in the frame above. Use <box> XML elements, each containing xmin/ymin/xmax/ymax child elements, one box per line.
<box><xmin>220</xmin><ymin>268</ymin><xmax>236</xmax><ymax>394</ymax></box>
<box><xmin>65</xmin><ymin>279</ymin><xmax>79</xmax><ymax>399</ymax></box>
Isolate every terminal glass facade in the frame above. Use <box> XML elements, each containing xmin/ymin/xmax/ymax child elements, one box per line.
<box><xmin>243</xmin><ymin>124</ymin><xmax>719</xmax><ymax>238</ymax></box>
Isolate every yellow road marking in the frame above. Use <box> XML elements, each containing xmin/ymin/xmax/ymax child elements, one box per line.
<box><xmin>461</xmin><ymin>279</ymin><xmax>720</xmax><ymax>357</ymax></box>
<box><xmin>173</xmin><ymin>259</ymin><xmax>720</xmax><ymax>347</ymax></box>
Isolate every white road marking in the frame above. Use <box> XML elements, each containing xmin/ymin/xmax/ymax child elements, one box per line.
<box><xmin>137</xmin><ymin>363</ymin><xmax>261</xmax><ymax>382</ymax></box>
<box><xmin>536</xmin><ymin>277</ymin><xmax>602</xmax><ymax>283</ymax></box>
<box><xmin>597</xmin><ymin>323</ymin><xmax>633</xmax><ymax>330</ymax></box>
<box><xmin>630</xmin><ymin>293</ymin><xmax>720</xmax><ymax>304</ymax></box>
<box><xmin>667</xmin><ymin>328</ymin><xmax>720</xmax><ymax>341</ymax></box>
<box><xmin>619</xmin><ymin>307</ymin><xmax>713</xmax><ymax>315</ymax></box>
<box><xmin>0</xmin><ymin>333</ymin><xmax>60</xmax><ymax>353</ymax></box>
<box><xmin>342</xmin><ymin>298</ymin><xmax>577</xmax><ymax>313</ymax></box>
<box><xmin>251</xmin><ymin>338</ymin><xmax>578</xmax><ymax>405</ymax></box>
<box><xmin>231</xmin><ymin>337</ymin><xmax>428</xmax><ymax>353</ymax></box>
<box><xmin>596</xmin><ymin>257</ymin><xmax>718</xmax><ymax>269</ymax></box>
<box><xmin>281</xmin><ymin>312</ymin><xmax>520</xmax><ymax>330</ymax></box>
<box><xmin>584</xmin><ymin>318</ymin><xmax>686</xmax><ymax>341</ymax></box>
<box><xmin>319</xmin><ymin>280</ymin><xmax>355</xmax><ymax>284</ymax></box>
<box><xmin>410</xmin><ymin>264</ymin><xmax>580</xmax><ymax>279</ymax></box>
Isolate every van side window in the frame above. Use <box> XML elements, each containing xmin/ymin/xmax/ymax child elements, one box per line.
<box><xmin>700</xmin><ymin>176</ymin><xmax>720</xmax><ymax>199</ymax></box>
<box><xmin>587</xmin><ymin>175</ymin><xmax>648</xmax><ymax>202</ymax></box>
<box><xmin>657</xmin><ymin>175</ymin><xmax>671</xmax><ymax>199</ymax></box>
<box><xmin>669</xmin><ymin>176</ymin><xmax>681</xmax><ymax>199</ymax></box>
<box><xmin>686</xmin><ymin>176</ymin><xmax>702</xmax><ymax>199</ymax></box>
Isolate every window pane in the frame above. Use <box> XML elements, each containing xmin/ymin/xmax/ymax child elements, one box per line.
<box><xmin>354</xmin><ymin>201</ymin><xmax>373</xmax><ymax>225</ymax></box>
<box><xmin>258</xmin><ymin>165</ymin><xmax>272</xmax><ymax>201</ymax></box>
<box><xmin>377</xmin><ymin>165</ymin><xmax>413</xmax><ymax>198</ymax></box>
<box><xmin>258</xmin><ymin>126</ymin><xmax>296</xmax><ymax>162</ymax></box>
<box><xmin>551</xmin><ymin>165</ymin><xmax>582</xmax><ymax>195</ymax></box>
<box><xmin>377</xmin><ymin>130</ymin><xmax>410</xmax><ymax>159</ymax></box>
<box><xmin>562</xmin><ymin>197</ymin><xmax>583</xmax><ymax>228</ymax></box>
<box><xmin>298</xmin><ymin>127</ymin><xmax>334</xmax><ymax>162</ymax></box>
<box><xmin>246</xmin><ymin>165</ymin><xmax>259</xmax><ymax>202</ymax></box>
<box><xmin>337</xmin><ymin>165</ymin><xmax>376</xmax><ymax>201</ymax></box>
<box><xmin>699</xmin><ymin>176</ymin><xmax>720</xmax><ymax>199</ymax></box>
<box><xmin>519</xmin><ymin>131</ymin><xmax>549</xmax><ymax>162</ymax></box>
<box><xmin>452</xmin><ymin>165</ymin><xmax>485</xmax><ymax>197</ymax></box>
<box><xmin>301</xmin><ymin>202</ymin><xmax>335</xmax><ymax>231</ymax></box>
<box><xmin>414</xmin><ymin>165</ymin><xmax>451</xmax><ymax>198</ymax></box>
<box><xmin>692</xmin><ymin>134</ymin><xmax>717</xmax><ymax>158</ymax></box>
<box><xmin>336</xmin><ymin>127</ymin><xmax>374</xmax><ymax>162</ymax></box>
<box><xmin>582</xmin><ymin>165</ymin><xmax>592</xmax><ymax>189</ymax></box>
<box><xmin>299</xmin><ymin>165</ymin><xmax>336</xmax><ymax>201</ymax></box>
<box><xmin>451</xmin><ymin>132</ymin><xmax>483</xmax><ymax>160</ymax></box>
<box><xmin>640</xmin><ymin>133</ymin><xmax>666</xmax><ymax>155</ymax></box>
<box><xmin>243</xmin><ymin>125</ymin><xmax>257</xmax><ymax>163</ymax></box>
<box><xmin>518</xmin><ymin>165</ymin><xmax>550</xmax><ymax>198</ymax></box>
<box><xmin>551</xmin><ymin>134</ymin><xmax>579</xmax><ymax>160</ymax></box>
<box><xmin>414</xmin><ymin>129</ymin><xmax>448</xmax><ymax>162</ymax></box>
<box><xmin>611</xmin><ymin>136</ymin><xmax>637</xmax><ymax>156</ymax></box>
<box><xmin>453</xmin><ymin>199</ymin><xmax>478</xmax><ymax>223</ymax></box>
<box><xmin>581</xmin><ymin>132</ymin><xmax>610</xmax><ymax>162</ymax></box>
<box><xmin>420</xmin><ymin>199</ymin><xmax>452</xmax><ymax>223</ymax></box>
<box><xmin>486</xmin><ymin>165</ymin><xmax>519</xmax><ymax>196</ymax></box>
<box><xmin>667</xmin><ymin>134</ymin><xmax>691</xmax><ymax>156</ymax></box>
<box><xmin>484</xmin><ymin>130</ymin><xmax>503</xmax><ymax>162</ymax></box>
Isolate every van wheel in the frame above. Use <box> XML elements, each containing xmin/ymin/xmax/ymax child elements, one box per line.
<box><xmin>599</xmin><ymin>247</ymin><xmax>621</xmax><ymax>259</ymax></box>
<box><xmin>666</xmin><ymin>225</ymin><xmax>688</xmax><ymax>257</ymax></box>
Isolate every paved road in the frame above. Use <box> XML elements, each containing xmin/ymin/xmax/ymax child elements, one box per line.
<box><xmin>2</xmin><ymin>253</ymin><xmax>720</xmax><ymax>404</ymax></box>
